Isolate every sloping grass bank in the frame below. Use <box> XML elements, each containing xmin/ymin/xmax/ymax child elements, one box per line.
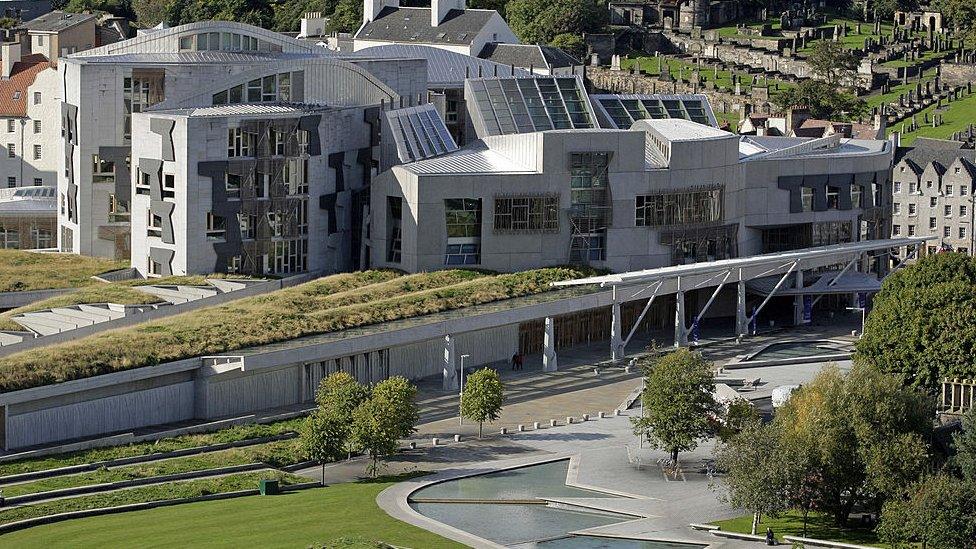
<box><xmin>0</xmin><ymin>268</ymin><xmax>591</xmax><ymax>393</ymax></box>
<box><xmin>0</xmin><ymin>250</ymin><xmax>126</xmax><ymax>293</ymax></box>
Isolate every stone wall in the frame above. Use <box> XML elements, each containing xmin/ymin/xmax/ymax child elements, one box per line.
<box><xmin>665</xmin><ymin>32</ymin><xmax>816</xmax><ymax>79</ymax></box>
<box><xmin>940</xmin><ymin>62</ymin><xmax>976</xmax><ymax>88</ymax></box>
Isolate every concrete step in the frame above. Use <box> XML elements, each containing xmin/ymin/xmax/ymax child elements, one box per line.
<box><xmin>0</xmin><ymin>332</ymin><xmax>25</xmax><ymax>346</ymax></box>
<box><xmin>207</xmin><ymin>279</ymin><xmax>247</xmax><ymax>293</ymax></box>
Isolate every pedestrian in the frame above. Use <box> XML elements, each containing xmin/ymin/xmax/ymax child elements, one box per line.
<box><xmin>511</xmin><ymin>352</ymin><xmax>518</xmax><ymax>371</ymax></box>
<box><xmin>765</xmin><ymin>527</ymin><xmax>775</xmax><ymax>546</ymax></box>
<box><xmin>516</xmin><ymin>353</ymin><xmax>524</xmax><ymax>370</ymax></box>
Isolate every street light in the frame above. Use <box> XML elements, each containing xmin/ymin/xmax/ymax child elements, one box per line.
<box><xmin>458</xmin><ymin>354</ymin><xmax>470</xmax><ymax>428</ymax></box>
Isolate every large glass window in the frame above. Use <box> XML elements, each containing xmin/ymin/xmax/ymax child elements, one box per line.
<box><xmin>569</xmin><ymin>152</ymin><xmax>611</xmax><ymax>262</ymax></box>
<box><xmin>387</xmin><ymin>196</ymin><xmax>402</xmax><ymax>263</ymax></box>
<box><xmin>494</xmin><ymin>195</ymin><xmax>559</xmax><ymax>233</ymax></box>
<box><xmin>444</xmin><ymin>198</ymin><xmax>481</xmax><ymax>265</ymax></box>
<box><xmin>123</xmin><ymin>69</ymin><xmax>164</xmax><ymax>142</ymax></box>
<box><xmin>227</xmin><ymin>128</ymin><xmax>255</xmax><ymax>157</ymax></box>
<box><xmin>635</xmin><ymin>187</ymin><xmax>723</xmax><ymax>227</ymax></box>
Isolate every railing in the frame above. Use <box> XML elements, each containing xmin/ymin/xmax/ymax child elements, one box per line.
<box><xmin>941</xmin><ymin>378</ymin><xmax>975</xmax><ymax>415</ymax></box>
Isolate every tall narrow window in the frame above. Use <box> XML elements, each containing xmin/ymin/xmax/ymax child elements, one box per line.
<box><xmin>444</xmin><ymin>198</ymin><xmax>481</xmax><ymax>265</ymax></box>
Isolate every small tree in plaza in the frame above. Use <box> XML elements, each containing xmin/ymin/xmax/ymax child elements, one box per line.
<box><xmin>350</xmin><ymin>376</ymin><xmax>420</xmax><ymax>477</ymax></box>
<box><xmin>714</xmin><ymin>421</ymin><xmax>788</xmax><ymax>535</ymax></box>
<box><xmin>299</xmin><ymin>410</ymin><xmax>348</xmax><ymax>486</ymax></box>
<box><xmin>460</xmin><ymin>368</ymin><xmax>504</xmax><ymax>438</ymax></box>
<box><xmin>632</xmin><ymin>348</ymin><xmax>716</xmax><ymax>468</ymax></box>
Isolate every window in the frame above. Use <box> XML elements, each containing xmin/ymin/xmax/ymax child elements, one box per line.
<box><xmin>33</xmin><ymin>144</ymin><xmax>41</xmax><ymax>160</ymax></box>
<box><xmin>801</xmin><ymin>187</ymin><xmax>814</xmax><ymax>212</ymax></box>
<box><xmin>962</xmin><ymin>186</ymin><xmax>969</xmax><ymax>197</ymax></box>
<box><xmin>227</xmin><ymin>128</ymin><xmax>255</xmax><ymax>157</ymax></box>
<box><xmin>635</xmin><ymin>188</ymin><xmax>723</xmax><ymax>227</ymax></box>
<box><xmin>162</xmin><ymin>173</ymin><xmax>175</xmax><ymax>199</ymax></box>
<box><xmin>283</xmin><ymin>158</ymin><xmax>308</xmax><ymax>195</ymax></box>
<box><xmin>135</xmin><ymin>169</ymin><xmax>151</xmax><ymax>195</ymax></box>
<box><xmin>239</xmin><ymin>213</ymin><xmax>257</xmax><ymax>239</ymax></box>
<box><xmin>892</xmin><ymin>225</ymin><xmax>901</xmax><ymax>236</ymax></box>
<box><xmin>894</xmin><ymin>181</ymin><xmax>902</xmax><ymax>193</ymax></box>
<box><xmin>851</xmin><ymin>185</ymin><xmax>862</xmax><ymax>209</ymax></box>
<box><xmin>179</xmin><ymin>35</ymin><xmax>193</xmax><ymax>50</ymax></box>
<box><xmin>961</xmin><ymin>227</ymin><xmax>968</xmax><ymax>239</ymax></box>
<box><xmin>387</xmin><ymin>196</ymin><xmax>402</xmax><ymax>263</ymax></box>
<box><xmin>908</xmin><ymin>225</ymin><xmax>916</xmax><ymax>236</ymax></box>
<box><xmin>33</xmin><ymin>177</ymin><xmax>41</xmax><ymax>185</ymax></box>
<box><xmin>5</xmin><ymin>119</ymin><xmax>13</xmax><ymax>133</ymax></box>
<box><xmin>444</xmin><ymin>198</ymin><xmax>481</xmax><ymax>265</ymax></box>
<box><xmin>947</xmin><ymin>185</ymin><xmax>954</xmax><ymax>196</ymax></box>
<box><xmin>908</xmin><ymin>203</ymin><xmax>917</xmax><ymax>216</ymax></box>
<box><xmin>269</xmin><ymin>238</ymin><xmax>307</xmax><ymax>275</ymax></box>
<box><xmin>494</xmin><ymin>195</ymin><xmax>560</xmax><ymax>232</ymax></box>
<box><xmin>270</xmin><ymin>129</ymin><xmax>285</xmax><ymax>156</ymax></box>
<box><xmin>123</xmin><ymin>69</ymin><xmax>165</xmax><ymax>142</ymax></box>
<box><xmin>943</xmin><ymin>205</ymin><xmax>952</xmax><ymax>217</ymax></box>
<box><xmin>267</xmin><ymin>211</ymin><xmax>283</xmax><ymax>237</ymax></box>
<box><xmin>147</xmin><ymin>211</ymin><xmax>162</xmax><ymax>237</ymax></box>
<box><xmin>227</xmin><ymin>255</ymin><xmax>242</xmax><ymax>273</ymax></box>
<box><xmin>926</xmin><ymin>180</ymin><xmax>933</xmax><ymax>189</ymax></box>
<box><xmin>225</xmin><ymin>173</ymin><xmax>241</xmax><ymax>199</ymax></box>
<box><xmin>32</xmin><ymin>120</ymin><xmax>40</xmax><ymax>134</ymax></box>
<box><xmin>962</xmin><ymin>205</ymin><xmax>969</xmax><ymax>217</ymax></box>
<box><xmin>6</xmin><ymin>176</ymin><xmax>14</xmax><ymax>188</ymax></box>
<box><xmin>108</xmin><ymin>194</ymin><xmax>129</xmax><ymax>223</ymax></box>
<box><xmin>944</xmin><ymin>226</ymin><xmax>951</xmax><ymax>237</ymax></box>
<box><xmin>930</xmin><ymin>197</ymin><xmax>938</xmax><ymax>207</ymax></box>
<box><xmin>148</xmin><ymin>258</ymin><xmax>163</xmax><ymax>276</ymax></box>
<box><xmin>36</xmin><ymin>35</ymin><xmax>44</xmax><ymax>47</ymax></box>
<box><xmin>929</xmin><ymin>217</ymin><xmax>937</xmax><ymax>230</ymax></box>
<box><xmin>893</xmin><ymin>203</ymin><xmax>901</xmax><ymax>215</ymax></box>
<box><xmin>569</xmin><ymin>152</ymin><xmax>611</xmax><ymax>262</ymax></box>
<box><xmin>206</xmin><ymin>212</ymin><xmax>225</xmax><ymax>239</ymax></box>
<box><xmin>255</xmin><ymin>171</ymin><xmax>267</xmax><ymax>198</ymax></box>
<box><xmin>7</xmin><ymin>143</ymin><xmax>14</xmax><ymax>158</ymax></box>
<box><xmin>33</xmin><ymin>91</ymin><xmax>40</xmax><ymax>105</ymax></box>
<box><xmin>826</xmin><ymin>186</ymin><xmax>840</xmax><ymax>209</ymax></box>
<box><xmin>909</xmin><ymin>181</ymin><xmax>919</xmax><ymax>194</ymax></box>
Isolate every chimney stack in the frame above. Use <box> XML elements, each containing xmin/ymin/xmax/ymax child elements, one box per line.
<box><xmin>1</xmin><ymin>39</ymin><xmax>22</xmax><ymax>79</ymax></box>
<box><xmin>432</xmin><ymin>0</ymin><xmax>465</xmax><ymax>27</ymax></box>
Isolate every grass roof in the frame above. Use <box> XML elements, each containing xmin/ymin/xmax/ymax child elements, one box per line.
<box><xmin>0</xmin><ymin>250</ymin><xmax>127</xmax><ymax>293</ymax></box>
<box><xmin>0</xmin><ymin>267</ymin><xmax>593</xmax><ymax>393</ymax></box>
<box><xmin>0</xmin><ymin>286</ymin><xmax>164</xmax><ymax>332</ymax></box>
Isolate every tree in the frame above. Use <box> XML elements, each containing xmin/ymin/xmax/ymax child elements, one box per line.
<box><xmin>64</xmin><ymin>0</ymin><xmax>134</xmax><ymax>18</ymax></box>
<box><xmin>806</xmin><ymin>40</ymin><xmax>860</xmax><ymax>87</ymax></box>
<box><xmin>855</xmin><ymin>252</ymin><xmax>976</xmax><ymax>390</ymax></box>
<box><xmin>506</xmin><ymin>0</ymin><xmax>606</xmax><ymax>45</ymax></box>
<box><xmin>632</xmin><ymin>349</ymin><xmax>715</xmax><ymax>468</ymax></box>
<box><xmin>714</xmin><ymin>421</ymin><xmax>788</xmax><ymax>535</ymax></box>
<box><xmin>316</xmin><ymin>372</ymin><xmax>369</xmax><ymax>457</ymax></box>
<box><xmin>953</xmin><ymin>407</ymin><xmax>976</xmax><ymax>480</ymax></box>
<box><xmin>299</xmin><ymin>409</ymin><xmax>348</xmax><ymax>485</ymax></box>
<box><xmin>460</xmin><ymin>368</ymin><xmax>504</xmax><ymax>438</ymax></box>
<box><xmin>932</xmin><ymin>0</ymin><xmax>976</xmax><ymax>42</ymax></box>
<box><xmin>549</xmin><ymin>33</ymin><xmax>585</xmax><ymax>61</ymax></box>
<box><xmin>773</xmin><ymin>364</ymin><xmax>932</xmax><ymax>525</ymax></box>
<box><xmin>467</xmin><ymin>0</ymin><xmax>508</xmax><ymax>16</ymax></box>
<box><xmin>350</xmin><ymin>376</ymin><xmax>419</xmax><ymax>477</ymax></box>
<box><xmin>777</xmin><ymin>80</ymin><xmax>867</xmax><ymax>121</ymax></box>
<box><xmin>327</xmin><ymin>0</ymin><xmax>362</xmax><ymax>33</ymax></box>
<box><xmin>879</xmin><ymin>475</ymin><xmax>976</xmax><ymax>549</ymax></box>
<box><xmin>716</xmin><ymin>398</ymin><xmax>760</xmax><ymax>442</ymax></box>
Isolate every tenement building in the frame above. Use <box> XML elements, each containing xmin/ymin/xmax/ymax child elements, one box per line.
<box><xmin>371</xmin><ymin>77</ymin><xmax>894</xmax><ymax>273</ymax></box>
<box><xmin>890</xmin><ymin>138</ymin><xmax>976</xmax><ymax>258</ymax></box>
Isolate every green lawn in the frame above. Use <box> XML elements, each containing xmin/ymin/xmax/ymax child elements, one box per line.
<box><xmin>0</xmin><ymin>476</ymin><xmax>463</xmax><ymax>549</ymax></box>
<box><xmin>0</xmin><ymin>250</ymin><xmax>126</xmax><ymax>293</ymax></box>
<box><xmin>714</xmin><ymin>511</ymin><xmax>883</xmax><ymax>547</ymax></box>
<box><xmin>621</xmin><ymin>56</ymin><xmax>793</xmax><ymax>98</ymax></box>
<box><xmin>888</xmin><ymin>88</ymin><xmax>976</xmax><ymax>145</ymax></box>
<box><xmin>863</xmin><ymin>69</ymin><xmax>936</xmax><ymax>109</ymax></box>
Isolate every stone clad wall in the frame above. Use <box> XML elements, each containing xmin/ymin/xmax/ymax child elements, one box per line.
<box><xmin>940</xmin><ymin>62</ymin><xmax>976</xmax><ymax>88</ymax></box>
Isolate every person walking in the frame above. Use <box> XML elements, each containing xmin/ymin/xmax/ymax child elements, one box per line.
<box><xmin>765</xmin><ymin>527</ymin><xmax>775</xmax><ymax>546</ymax></box>
<box><xmin>516</xmin><ymin>353</ymin><xmax>524</xmax><ymax>371</ymax></box>
<box><xmin>511</xmin><ymin>352</ymin><xmax>519</xmax><ymax>371</ymax></box>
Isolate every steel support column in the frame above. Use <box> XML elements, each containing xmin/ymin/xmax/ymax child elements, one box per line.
<box><xmin>611</xmin><ymin>286</ymin><xmax>624</xmax><ymax>360</ymax></box>
<box><xmin>543</xmin><ymin>317</ymin><xmax>558</xmax><ymax>372</ymax></box>
<box><xmin>793</xmin><ymin>270</ymin><xmax>805</xmax><ymax>326</ymax></box>
<box><xmin>736</xmin><ymin>277</ymin><xmax>748</xmax><ymax>337</ymax></box>
<box><xmin>674</xmin><ymin>289</ymin><xmax>688</xmax><ymax>347</ymax></box>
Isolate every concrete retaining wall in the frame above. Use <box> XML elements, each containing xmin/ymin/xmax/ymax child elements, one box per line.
<box><xmin>0</xmin><ymin>288</ymin><xmax>74</xmax><ymax>310</ymax></box>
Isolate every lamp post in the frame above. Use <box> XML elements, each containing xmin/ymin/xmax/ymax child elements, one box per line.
<box><xmin>458</xmin><ymin>354</ymin><xmax>470</xmax><ymax>428</ymax></box>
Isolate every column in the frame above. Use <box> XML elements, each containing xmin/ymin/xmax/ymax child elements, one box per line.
<box><xmin>611</xmin><ymin>288</ymin><xmax>624</xmax><ymax>360</ymax></box>
<box><xmin>674</xmin><ymin>290</ymin><xmax>688</xmax><ymax>347</ymax></box>
<box><xmin>793</xmin><ymin>270</ymin><xmax>805</xmax><ymax>326</ymax></box>
<box><xmin>736</xmin><ymin>279</ymin><xmax>748</xmax><ymax>336</ymax></box>
<box><xmin>543</xmin><ymin>317</ymin><xmax>558</xmax><ymax>372</ymax></box>
<box><xmin>442</xmin><ymin>334</ymin><xmax>458</xmax><ymax>391</ymax></box>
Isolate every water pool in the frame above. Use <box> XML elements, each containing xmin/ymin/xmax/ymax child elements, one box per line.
<box><xmin>743</xmin><ymin>340</ymin><xmax>850</xmax><ymax>361</ymax></box>
<box><xmin>519</xmin><ymin>536</ymin><xmax>705</xmax><ymax>548</ymax></box>
<box><xmin>411</xmin><ymin>459</ymin><xmax>611</xmax><ymax>501</ymax></box>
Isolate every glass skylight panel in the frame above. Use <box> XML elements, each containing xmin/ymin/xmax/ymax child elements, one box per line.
<box><xmin>683</xmin><ymin>100</ymin><xmax>709</xmax><ymax>124</ymax></box>
<box><xmin>640</xmin><ymin>99</ymin><xmax>668</xmax><ymax>119</ymax></box>
<box><xmin>385</xmin><ymin>104</ymin><xmax>458</xmax><ymax>163</ymax></box>
<box><xmin>468</xmin><ymin>77</ymin><xmax>594</xmax><ymax>136</ymax></box>
<box><xmin>620</xmin><ymin>99</ymin><xmax>644</xmax><ymax>122</ymax></box>
<box><xmin>661</xmin><ymin>99</ymin><xmax>685</xmax><ymax>118</ymax></box>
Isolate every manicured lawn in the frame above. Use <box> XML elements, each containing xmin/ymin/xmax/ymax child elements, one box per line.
<box><xmin>888</xmin><ymin>88</ymin><xmax>976</xmax><ymax>145</ymax></box>
<box><xmin>0</xmin><ymin>476</ymin><xmax>463</xmax><ymax>549</ymax></box>
<box><xmin>0</xmin><ymin>417</ymin><xmax>303</xmax><ymax>478</ymax></box>
<box><xmin>714</xmin><ymin>511</ymin><xmax>883</xmax><ymax>547</ymax></box>
<box><xmin>0</xmin><ymin>250</ymin><xmax>125</xmax><ymax>293</ymax></box>
<box><xmin>0</xmin><ymin>268</ymin><xmax>592</xmax><ymax>393</ymax></box>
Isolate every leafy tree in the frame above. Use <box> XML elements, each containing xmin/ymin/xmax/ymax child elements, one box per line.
<box><xmin>806</xmin><ymin>40</ymin><xmax>860</xmax><ymax>87</ymax></box>
<box><xmin>64</xmin><ymin>0</ymin><xmax>134</xmax><ymax>18</ymax></box>
<box><xmin>299</xmin><ymin>409</ymin><xmax>348</xmax><ymax>485</ymax></box>
<box><xmin>773</xmin><ymin>364</ymin><xmax>932</xmax><ymax>525</ymax></box>
<box><xmin>272</xmin><ymin>0</ymin><xmax>340</xmax><ymax>32</ymax></box>
<box><xmin>953</xmin><ymin>407</ymin><xmax>976</xmax><ymax>480</ymax></box>
<box><xmin>166</xmin><ymin>0</ymin><xmax>274</xmax><ymax>29</ymax></box>
<box><xmin>460</xmin><ymin>368</ymin><xmax>504</xmax><ymax>438</ymax></box>
<box><xmin>714</xmin><ymin>421</ymin><xmax>788</xmax><ymax>534</ymax></box>
<box><xmin>327</xmin><ymin>0</ymin><xmax>362</xmax><ymax>33</ymax></box>
<box><xmin>777</xmin><ymin>80</ymin><xmax>867</xmax><ymax>121</ymax></box>
<box><xmin>716</xmin><ymin>398</ymin><xmax>760</xmax><ymax>442</ymax></box>
<box><xmin>506</xmin><ymin>0</ymin><xmax>606</xmax><ymax>45</ymax></box>
<box><xmin>879</xmin><ymin>475</ymin><xmax>976</xmax><ymax>549</ymax></box>
<box><xmin>132</xmin><ymin>0</ymin><xmax>169</xmax><ymax>27</ymax></box>
<box><xmin>349</xmin><ymin>376</ymin><xmax>419</xmax><ymax>477</ymax></box>
<box><xmin>932</xmin><ymin>0</ymin><xmax>976</xmax><ymax>42</ymax></box>
<box><xmin>549</xmin><ymin>33</ymin><xmax>585</xmax><ymax>60</ymax></box>
<box><xmin>874</xmin><ymin>0</ymin><xmax>918</xmax><ymax>20</ymax></box>
<box><xmin>468</xmin><ymin>0</ymin><xmax>508</xmax><ymax>16</ymax></box>
<box><xmin>370</xmin><ymin>376</ymin><xmax>419</xmax><ymax>440</ymax></box>
<box><xmin>856</xmin><ymin>252</ymin><xmax>976</xmax><ymax>390</ymax></box>
<box><xmin>632</xmin><ymin>349</ymin><xmax>715</xmax><ymax>467</ymax></box>
<box><xmin>316</xmin><ymin>372</ymin><xmax>369</xmax><ymax>456</ymax></box>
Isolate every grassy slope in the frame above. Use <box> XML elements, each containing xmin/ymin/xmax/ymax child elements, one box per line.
<box><xmin>0</xmin><ymin>418</ymin><xmax>303</xmax><ymax>477</ymax></box>
<box><xmin>621</xmin><ymin>56</ymin><xmax>793</xmax><ymax>102</ymax></box>
<box><xmin>888</xmin><ymin>88</ymin><xmax>976</xmax><ymax>145</ymax></box>
<box><xmin>0</xmin><ymin>268</ymin><xmax>589</xmax><ymax>393</ymax></box>
<box><xmin>714</xmin><ymin>511</ymin><xmax>883</xmax><ymax>547</ymax></box>
<box><xmin>0</xmin><ymin>477</ymin><xmax>463</xmax><ymax>549</ymax></box>
<box><xmin>0</xmin><ymin>250</ymin><xmax>125</xmax><ymax>293</ymax></box>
